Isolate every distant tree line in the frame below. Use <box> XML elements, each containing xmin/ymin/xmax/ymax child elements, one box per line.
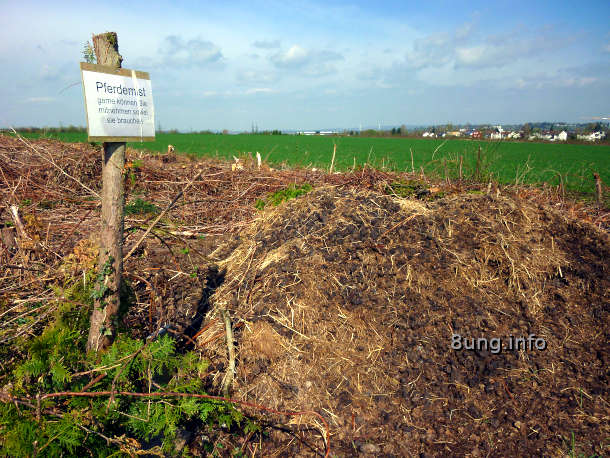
<box><xmin>12</xmin><ymin>125</ymin><xmax>87</xmax><ymax>133</ymax></box>
<box><xmin>8</xmin><ymin>121</ymin><xmax>608</xmax><ymax>138</ymax></box>
<box><xmin>245</xmin><ymin>130</ymin><xmax>283</xmax><ymax>135</ymax></box>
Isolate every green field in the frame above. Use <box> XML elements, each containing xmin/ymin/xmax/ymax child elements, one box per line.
<box><xmin>13</xmin><ymin>131</ymin><xmax>610</xmax><ymax>195</ymax></box>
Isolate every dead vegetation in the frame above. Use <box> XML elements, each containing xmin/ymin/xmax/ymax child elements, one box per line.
<box><xmin>0</xmin><ymin>133</ymin><xmax>609</xmax><ymax>456</ymax></box>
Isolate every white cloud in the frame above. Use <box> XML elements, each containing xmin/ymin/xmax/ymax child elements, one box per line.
<box><xmin>271</xmin><ymin>45</ymin><xmax>310</xmax><ymax>68</ymax></box>
<box><xmin>23</xmin><ymin>96</ymin><xmax>55</xmax><ymax>103</ymax></box>
<box><xmin>352</xmin><ymin>20</ymin><xmax>600</xmax><ymax>94</ymax></box>
<box><xmin>511</xmin><ymin>73</ymin><xmax>598</xmax><ymax>90</ymax></box>
<box><xmin>40</xmin><ymin>64</ymin><xmax>63</xmax><ymax>81</ymax></box>
<box><xmin>252</xmin><ymin>39</ymin><xmax>280</xmax><ymax>49</ymax></box>
<box><xmin>454</xmin><ymin>43</ymin><xmax>516</xmax><ymax>69</ymax></box>
<box><xmin>402</xmin><ymin>32</ymin><xmax>457</xmax><ymax>70</ymax></box>
<box><xmin>268</xmin><ymin>45</ymin><xmax>344</xmax><ymax>78</ymax></box>
<box><xmin>244</xmin><ymin>88</ymin><xmax>275</xmax><ymax>94</ymax></box>
<box><xmin>271</xmin><ymin>45</ymin><xmax>343</xmax><ymax>69</ymax></box>
<box><xmin>455</xmin><ymin>22</ymin><xmax>474</xmax><ymax>40</ymax></box>
<box><xmin>561</xmin><ymin>76</ymin><xmax>597</xmax><ymax>87</ymax></box>
<box><xmin>236</xmin><ymin>69</ymin><xmax>277</xmax><ymax>84</ymax></box>
<box><xmin>399</xmin><ymin>23</ymin><xmax>571</xmax><ymax>73</ymax></box>
<box><xmin>156</xmin><ymin>35</ymin><xmax>223</xmax><ymax>67</ymax></box>
<box><xmin>455</xmin><ymin>45</ymin><xmax>486</xmax><ymax>66</ymax></box>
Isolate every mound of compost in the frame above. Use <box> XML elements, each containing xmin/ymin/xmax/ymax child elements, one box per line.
<box><xmin>197</xmin><ymin>188</ymin><xmax>609</xmax><ymax>456</ymax></box>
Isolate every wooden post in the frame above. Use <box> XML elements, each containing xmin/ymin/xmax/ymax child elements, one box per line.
<box><xmin>87</xmin><ymin>32</ymin><xmax>126</xmax><ymax>352</ymax></box>
<box><xmin>475</xmin><ymin>146</ymin><xmax>482</xmax><ymax>182</ymax></box>
<box><xmin>593</xmin><ymin>172</ymin><xmax>603</xmax><ymax>205</ymax></box>
<box><xmin>459</xmin><ymin>155</ymin><xmax>463</xmax><ymax>180</ymax></box>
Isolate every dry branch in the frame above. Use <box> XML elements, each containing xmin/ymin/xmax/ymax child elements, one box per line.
<box><xmin>221</xmin><ymin>309</ymin><xmax>236</xmax><ymax>397</ymax></box>
<box><xmin>8</xmin><ymin>205</ymin><xmax>28</xmax><ymax>241</ymax></box>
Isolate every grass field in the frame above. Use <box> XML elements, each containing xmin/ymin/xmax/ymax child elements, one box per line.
<box><xmin>13</xmin><ymin>131</ymin><xmax>610</xmax><ymax>196</ymax></box>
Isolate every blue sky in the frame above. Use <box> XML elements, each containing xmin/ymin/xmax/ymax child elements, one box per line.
<box><xmin>1</xmin><ymin>0</ymin><xmax>609</xmax><ymax>131</ymax></box>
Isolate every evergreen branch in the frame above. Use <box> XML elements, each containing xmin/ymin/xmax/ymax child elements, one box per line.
<box><xmin>106</xmin><ymin>326</ymin><xmax>165</xmax><ymax>412</ymax></box>
<box><xmin>0</xmin><ymin>390</ymin><xmax>331</xmax><ymax>457</ymax></box>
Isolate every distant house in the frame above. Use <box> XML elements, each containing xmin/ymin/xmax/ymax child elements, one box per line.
<box><xmin>447</xmin><ymin>131</ymin><xmax>462</xmax><ymax>137</ymax></box>
<box><xmin>471</xmin><ymin>130</ymin><xmax>482</xmax><ymax>139</ymax></box>
<box><xmin>577</xmin><ymin>131</ymin><xmax>606</xmax><ymax>141</ymax></box>
<box><xmin>488</xmin><ymin>125</ymin><xmax>504</xmax><ymax>140</ymax></box>
<box><xmin>422</xmin><ymin>132</ymin><xmax>436</xmax><ymax>137</ymax></box>
<box><xmin>298</xmin><ymin>131</ymin><xmax>337</xmax><ymax>136</ymax></box>
<box><xmin>529</xmin><ymin>132</ymin><xmax>553</xmax><ymax>141</ymax></box>
<box><xmin>556</xmin><ymin>131</ymin><xmax>568</xmax><ymax>141</ymax></box>
<box><xmin>506</xmin><ymin>131</ymin><xmax>521</xmax><ymax>139</ymax></box>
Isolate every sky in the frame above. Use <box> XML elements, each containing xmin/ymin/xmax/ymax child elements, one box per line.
<box><xmin>1</xmin><ymin>0</ymin><xmax>609</xmax><ymax>131</ymax></box>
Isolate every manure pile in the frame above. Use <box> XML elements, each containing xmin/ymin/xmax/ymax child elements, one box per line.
<box><xmin>198</xmin><ymin>188</ymin><xmax>609</xmax><ymax>456</ymax></box>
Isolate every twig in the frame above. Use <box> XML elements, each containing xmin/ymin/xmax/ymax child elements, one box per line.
<box><xmin>36</xmin><ymin>392</ymin><xmax>41</xmax><ymax>422</ymax></box>
<box><xmin>431</xmin><ymin>139</ymin><xmax>447</xmax><ymax>160</ymax></box>
<box><xmin>166</xmin><ymin>328</ymin><xmax>198</xmax><ymax>347</ymax></box>
<box><xmin>329</xmin><ymin>143</ymin><xmax>336</xmax><ymax>174</ymax></box>
<box><xmin>410</xmin><ymin>147</ymin><xmax>415</xmax><ymax>174</ymax></box>
<box><xmin>8</xmin><ymin>205</ymin><xmax>29</xmax><ymax>241</ymax></box>
<box><xmin>191</xmin><ymin>318</ymin><xmax>219</xmax><ymax>340</ymax></box>
<box><xmin>221</xmin><ymin>309</ymin><xmax>236</xmax><ymax>397</ymax></box>
<box><xmin>4</xmin><ymin>264</ymin><xmax>45</xmax><ymax>272</ymax></box>
<box><xmin>123</xmin><ymin>169</ymin><xmax>203</xmax><ymax>261</ymax></box>
<box><xmin>81</xmin><ymin>373</ymin><xmax>107</xmax><ymax>392</ymax></box>
<box><xmin>379</xmin><ymin>214</ymin><xmax>418</xmax><ymax>240</ymax></box>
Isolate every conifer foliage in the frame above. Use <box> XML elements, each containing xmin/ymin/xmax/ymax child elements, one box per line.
<box><xmin>0</xmin><ymin>274</ymin><xmax>244</xmax><ymax>457</ymax></box>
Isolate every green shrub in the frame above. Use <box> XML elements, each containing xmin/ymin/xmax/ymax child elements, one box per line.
<box><xmin>124</xmin><ymin>198</ymin><xmax>159</xmax><ymax>215</ymax></box>
<box><xmin>255</xmin><ymin>183</ymin><xmax>313</xmax><ymax>210</ymax></box>
<box><xmin>385</xmin><ymin>180</ymin><xmax>429</xmax><ymax>198</ymax></box>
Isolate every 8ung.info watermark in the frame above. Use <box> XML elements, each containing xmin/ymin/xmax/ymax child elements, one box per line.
<box><xmin>451</xmin><ymin>334</ymin><xmax>547</xmax><ymax>354</ymax></box>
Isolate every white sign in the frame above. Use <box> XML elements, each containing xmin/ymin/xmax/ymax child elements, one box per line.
<box><xmin>80</xmin><ymin>63</ymin><xmax>155</xmax><ymax>141</ymax></box>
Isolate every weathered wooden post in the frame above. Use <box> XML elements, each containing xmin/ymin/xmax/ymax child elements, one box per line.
<box><xmin>80</xmin><ymin>33</ymin><xmax>155</xmax><ymax>352</ymax></box>
<box><xmin>87</xmin><ymin>32</ymin><xmax>126</xmax><ymax>352</ymax></box>
<box><xmin>593</xmin><ymin>172</ymin><xmax>603</xmax><ymax>205</ymax></box>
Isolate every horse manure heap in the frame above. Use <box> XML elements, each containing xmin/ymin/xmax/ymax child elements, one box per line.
<box><xmin>198</xmin><ymin>187</ymin><xmax>608</xmax><ymax>456</ymax></box>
